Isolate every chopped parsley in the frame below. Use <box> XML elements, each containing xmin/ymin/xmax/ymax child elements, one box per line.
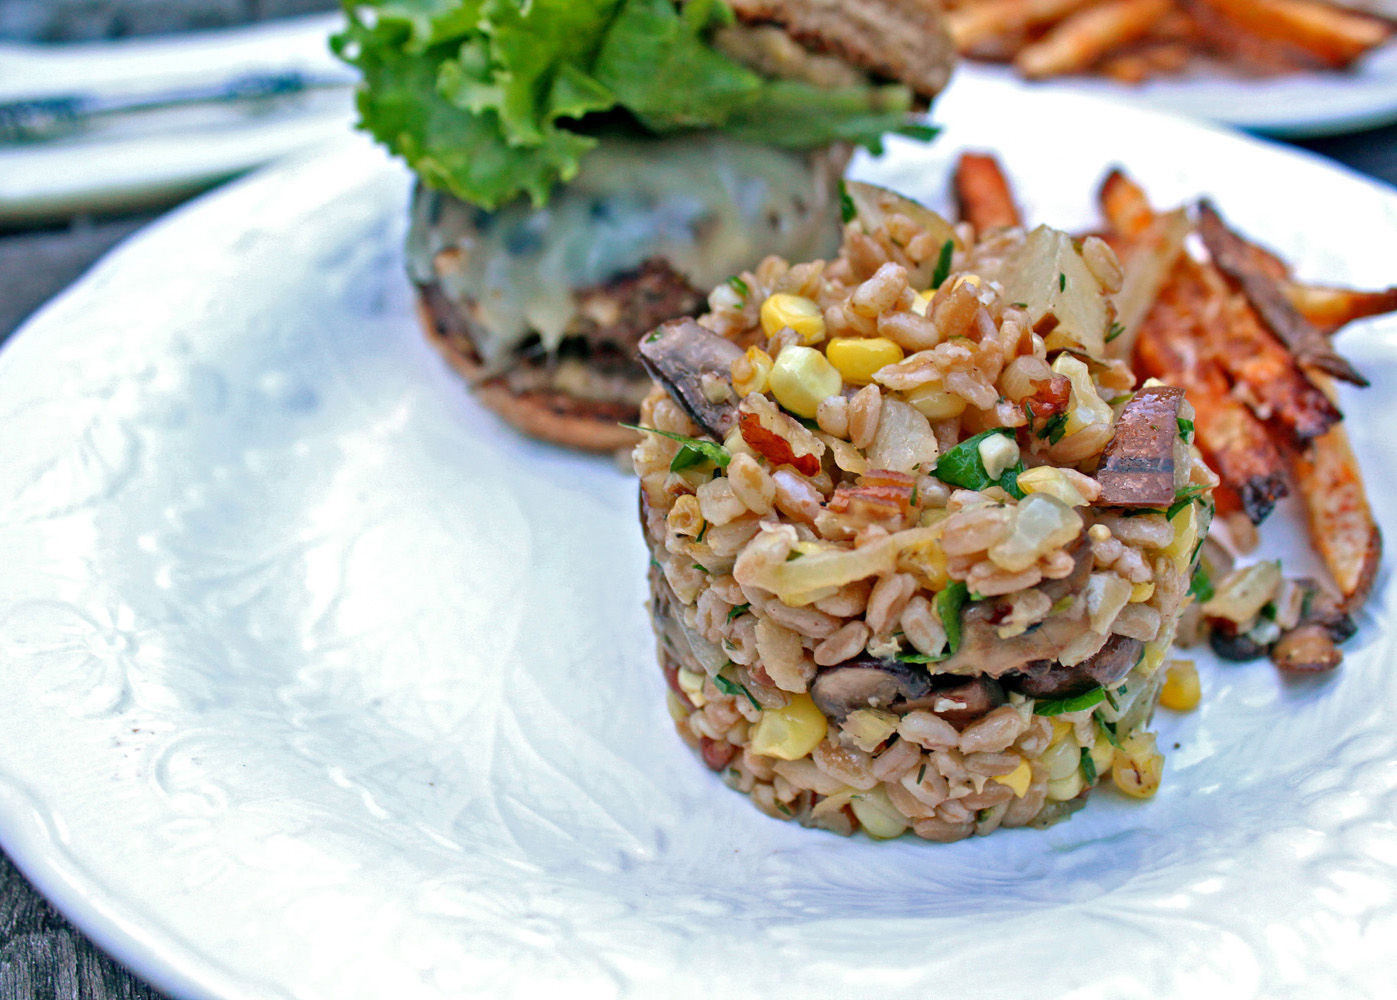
<box><xmin>1167</xmin><ymin>483</ymin><xmax>1209</xmax><ymax>520</ymax></box>
<box><xmin>645</xmin><ymin>329</ymin><xmax>663</xmax><ymax>343</ymax></box>
<box><xmin>1080</xmin><ymin>747</ymin><xmax>1097</xmax><ymax>785</ymax></box>
<box><xmin>839</xmin><ymin>181</ymin><xmax>857</xmax><ymax>224</ymax></box>
<box><xmin>1107</xmin><ymin>393</ymin><xmax>1134</xmax><ymax>407</ymax></box>
<box><xmin>621</xmin><ymin>424</ymin><xmax>731</xmax><ymax>473</ymax></box>
<box><xmin>896</xmin><ymin>649</ymin><xmax>946</xmax><ymax>664</ymax></box>
<box><xmin>932</xmin><ymin>427</ymin><xmax>1025</xmax><ymax>498</ymax></box>
<box><xmin>1058</xmin><ymin>272</ymin><xmax>1067</xmax><ymax>292</ymax></box>
<box><xmin>1038</xmin><ymin>412</ymin><xmax>1069</xmax><ymax>445</ymax></box>
<box><xmin>713</xmin><ymin>673</ymin><xmax>762</xmax><ymax>712</ymax></box>
<box><xmin>917</xmin><ymin>762</ymin><xmax>928</xmax><ymax>784</ymax></box>
<box><xmin>930</xmin><ymin>238</ymin><xmax>955</xmax><ymax>289</ymax></box>
<box><xmin>1177</xmin><ymin>417</ymin><xmax>1194</xmax><ymax>441</ymax></box>
<box><xmin>1034</xmin><ymin>686</ymin><xmax>1107</xmax><ymax>716</ymax></box>
<box><xmin>1188</xmin><ymin>565</ymin><xmax>1214</xmax><ymax>603</ymax></box>
<box><xmin>727</xmin><ymin>275</ymin><xmax>749</xmax><ymax>304</ymax></box>
<box><xmin>692</xmin><ymin>563</ymin><xmax>708</xmax><ymax>573</ymax></box>
<box><xmin>726</xmin><ymin>603</ymin><xmax>750</xmax><ymax>623</ymax></box>
<box><xmin>1097</xmin><ymin>717</ymin><xmax>1121</xmax><ymax>748</ymax></box>
<box><xmin>1106</xmin><ymin>321</ymin><xmax>1125</xmax><ymax>343</ymax></box>
<box><xmin>936</xmin><ymin>581</ymin><xmax>970</xmax><ymax>656</ymax></box>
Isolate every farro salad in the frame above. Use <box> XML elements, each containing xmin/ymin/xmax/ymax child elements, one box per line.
<box><xmin>633</xmin><ymin>182</ymin><xmax>1219</xmax><ymax>841</ymax></box>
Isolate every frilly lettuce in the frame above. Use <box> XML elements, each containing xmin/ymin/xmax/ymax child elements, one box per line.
<box><xmin>333</xmin><ymin>0</ymin><xmax>935</xmax><ymax>209</ymax></box>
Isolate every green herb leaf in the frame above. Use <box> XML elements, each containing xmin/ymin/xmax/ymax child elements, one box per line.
<box><xmin>1097</xmin><ymin>717</ymin><xmax>1121</xmax><ymax>748</ymax></box>
<box><xmin>910</xmin><ymin>484</ymin><xmax>919</xmax><ymax>506</ymax></box>
<box><xmin>695</xmin><ymin>521</ymin><xmax>708</xmax><ymax>543</ymax></box>
<box><xmin>713</xmin><ymin>672</ymin><xmax>761</xmax><ymax>712</ymax></box>
<box><xmin>1080</xmin><ymin>747</ymin><xmax>1098</xmax><ymax>785</ymax></box>
<box><xmin>1107</xmin><ymin>393</ymin><xmax>1134</xmax><ymax>407</ymax></box>
<box><xmin>932</xmin><ymin>427</ymin><xmax>1024</xmax><ymax>497</ymax></box>
<box><xmin>1038</xmin><ymin>412</ymin><xmax>1069</xmax><ymax>444</ymax></box>
<box><xmin>1167</xmin><ymin>483</ymin><xmax>1209</xmax><ymax>520</ymax></box>
<box><xmin>727</xmin><ymin>275</ymin><xmax>749</xmax><ymax>302</ymax></box>
<box><xmin>1058</xmin><ymin>272</ymin><xmax>1067</xmax><ymax>292</ymax></box>
<box><xmin>839</xmin><ymin>181</ymin><xmax>856</xmax><ymax>224</ymax></box>
<box><xmin>1106</xmin><ymin>321</ymin><xmax>1125</xmax><ymax>343</ymax></box>
<box><xmin>1103</xmin><ymin>685</ymin><xmax>1122</xmax><ymax>711</ymax></box>
<box><xmin>726</xmin><ymin>603</ymin><xmax>750</xmax><ymax>623</ymax></box>
<box><xmin>1034</xmin><ymin>686</ymin><xmax>1106</xmax><ymax>716</ymax></box>
<box><xmin>930</xmin><ymin>239</ymin><xmax>955</xmax><ymax>289</ymax></box>
<box><xmin>1049</xmin><ymin>594</ymin><xmax>1074</xmax><ymax>615</ymax></box>
<box><xmin>621</xmin><ymin>424</ymin><xmax>731</xmax><ymax>471</ymax></box>
<box><xmin>1188</xmin><ymin>565</ymin><xmax>1214</xmax><ymax>603</ymax></box>
<box><xmin>896</xmin><ymin>649</ymin><xmax>946</xmax><ymax>664</ymax></box>
<box><xmin>692</xmin><ymin>563</ymin><xmax>708</xmax><ymax>573</ymax></box>
<box><xmin>645</xmin><ymin>328</ymin><xmax>664</xmax><ymax>342</ymax></box>
<box><xmin>917</xmin><ymin>762</ymin><xmax>927</xmax><ymax>784</ymax></box>
<box><xmin>936</xmin><ymin>581</ymin><xmax>970</xmax><ymax>656</ymax></box>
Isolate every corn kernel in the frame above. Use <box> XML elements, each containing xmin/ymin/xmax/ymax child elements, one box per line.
<box><xmin>750</xmin><ymin>693</ymin><xmax>828</xmax><ymax>760</ymax></box>
<box><xmin>993</xmin><ymin>759</ymin><xmax>1033</xmax><ymax>798</ymax></box>
<box><xmin>666</xmin><ymin>691</ymin><xmax>690</xmax><ymax>723</ymax></box>
<box><xmin>677</xmin><ymin>668</ymin><xmax>707</xmax><ymax>708</ymax></box>
<box><xmin>1040</xmin><ymin>733</ymin><xmax>1080</xmax><ymax>782</ymax></box>
<box><xmin>1130</xmin><ymin>581</ymin><xmax>1155</xmax><ymax>603</ymax></box>
<box><xmin>1046</xmin><ymin>769</ymin><xmax>1085</xmax><ymax>801</ymax></box>
<box><xmin>904</xmin><ymin>383</ymin><xmax>967</xmax><ymax>420</ymax></box>
<box><xmin>1159</xmin><ymin>659</ymin><xmax>1201</xmax><ymax>711</ymax></box>
<box><xmin>1089</xmin><ymin>734</ymin><xmax>1114</xmax><ymax>777</ymax></box>
<box><xmin>825</xmin><ymin>336</ymin><xmax>905</xmax><ymax>385</ymax></box>
<box><xmin>731</xmin><ymin>346</ymin><xmax>774</xmax><ymax>397</ymax></box>
<box><xmin>1162</xmin><ymin>500</ymin><xmax>1201</xmax><ymax>573</ymax></box>
<box><xmin>1112</xmin><ymin>732</ymin><xmax>1164</xmax><ymax>798</ymax></box>
<box><xmin>850</xmin><ymin>786</ymin><xmax>910</xmax><ymax>839</ymax></box>
<box><xmin>911</xmin><ymin>290</ymin><xmax>934</xmax><ymax>316</ymax></box>
<box><xmin>843</xmin><ymin>708</ymin><xmax>899</xmax><ymax>752</ymax></box>
<box><xmin>951</xmin><ymin>274</ymin><xmax>982</xmax><ymax>293</ymax></box>
<box><xmin>899</xmin><ymin>537</ymin><xmax>950</xmax><ymax>590</ymax></box>
<box><xmin>768</xmin><ymin>344</ymin><xmax>842</xmax><ymax>419</ymax></box>
<box><xmin>1016</xmin><ymin>466</ymin><xmax>1088</xmax><ymax>506</ymax></box>
<box><xmin>760</xmin><ymin>293</ymin><xmax>826</xmax><ymax>345</ymax></box>
<box><xmin>978</xmin><ymin>433</ymin><xmax>1021</xmax><ymax>480</ymax></box>
<box><xmin>1139</xmin><ymin>637</ymin><xmax>1168</xmax><ymax>676</ymax></box>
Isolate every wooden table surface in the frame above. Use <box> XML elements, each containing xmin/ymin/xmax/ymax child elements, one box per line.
<box><xmin>1</xmin><ymin>108</ymin><xmax>1396</xmax><ymax>999</ymax></box>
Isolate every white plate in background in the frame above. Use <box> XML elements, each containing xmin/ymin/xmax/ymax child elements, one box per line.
<box><xmin>958</xmin><ymin>42</ymin><xmax>1397</xmax><ymax>137</ymax></box>
<box><xmin>0</xmin><ymin>75</ymin><xmax>1395</xmax><ymax>1000</ymax></box>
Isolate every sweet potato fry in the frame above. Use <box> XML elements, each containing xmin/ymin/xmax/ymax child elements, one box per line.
<box><xmin>1098</xmin><ymin>168</ymin><xmax>1155</xmax><ymax>239</ymax></box>
<box><xmin>1285</xmin><ymin>282</ymin><xmax>1397</xmax><ymax>335</ymax></box>
<box><xmin>1290</xmin><ymin>379</ymin><xmax>1382</xmax><ymax>610</ymax></box>
<box><xmin>954</xmin><ymin>152</ymin><xmax>1022</xmax><ymax>231</ymax></box>
<box><xmin>947</xmin><ymin>0</ymin><xmax>1094</xmax><ymax>51</ymax></box>
<box><xmin>1198</xmin><ymin>201</ymin><xmax>1368</xmax><ymax>387</ymax></box>
<box><xmin>1197</xmin><ymin>0</ymin><xmax>1392</xmax><ymax>67</ymax></box>
<box><xmin>1134</xmin><ymin>268</ymin><xmax>1290</xmax><ymax>523</ymax></box>
<box><xmin>1184</xmin><ymin>258</ymin><xmax>1342</xmax><ymax>444</ymax></box>
<box><xmin>1015</xmin><ymin>0</ymin><xmax>1172</xmax><ymax>77</ymax></box>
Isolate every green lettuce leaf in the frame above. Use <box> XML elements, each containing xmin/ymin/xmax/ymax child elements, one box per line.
<box><xmin>335</xmin><ymin>0</ymin><xmax>933</xmax><ymax>209</ymax></box>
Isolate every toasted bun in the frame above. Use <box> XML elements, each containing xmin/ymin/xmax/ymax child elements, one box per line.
<box><xmin>729</xmin><ymin>0</ymin><xmax>956</xmax><ymax>98</ymax></box>
<box><xmin>415</xmin><ymin>294</ymin><xmax>644</xmax><ymax>453</ymax></box>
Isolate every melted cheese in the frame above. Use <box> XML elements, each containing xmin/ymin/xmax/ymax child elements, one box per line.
<box><xmin>407</xmin><ymin>133</ymin><xmax>846</xmax><ymax>365</ymax></box>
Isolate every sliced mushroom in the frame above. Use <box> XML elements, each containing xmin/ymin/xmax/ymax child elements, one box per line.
<box><xmin>809</xmin><ymin>658</ymin><xmax>1005</xmax><ymax>726</ymax></box>
<box><xmin>1003</xmin><ymin>634</ymin><xmax>1145</xmax><ymax>699</ymax></box>
<box><xmin>1270</xmin><ymin>624</ymin><xmax>1342</xmax><ymax>675</ymax></box>
<box><xmin>637</xmin><ymin>318</ymin><xmax>743</xmax><ymax>439</ymax></box>
<box><xmin>1096</xmin><ymin>384</ymin><xmax>1185</xmax><ymax>508</ymax></box>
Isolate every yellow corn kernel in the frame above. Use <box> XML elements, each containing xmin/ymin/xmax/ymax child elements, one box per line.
<box><xmin>1016</xmin><ymin>466</ymin><xmax>1088</xmax><ymax>506</ymax></box>
<box><xmin>904</xmin><ymin>383</ymin><xmax>967</xmax><ymax>420</ymax></box>
<box><xmin>1112</xmin><ymin>732</ymin><xmax>1164</xmax><ymax>798</ymax></box>
<box><xmin>1162</xmin><ymin>500</ymin><xmax>1201</xmax><ymax>573</ymax></box>
<box><xmin>1040</xmin><ymin>732</ymin><xmax>1080</xmax><ymax>782</ymax></box>
<box><xmin>666</xmin><ymin>494</ymin><xmax>703</xmax><ymax>537</ymax></box>
<box><xmin>750</xmin><ymin>693</ymin><xmax>828</xmax><ymax>761</ymax></box>
<box><xmin>899</xmin><ymin>537</ymin><xmax>950</xmax><ymax>591</ymax></box>
<box><xmin>666</xmin><ymin>691</ymin><xmax>691</xmax><ymax>723</ymax></box>
<box><xmin>760</xmin><ymin>293</ymin><xmax>826</xmax><ymax>345</ymax></box>
<box><xmin>677</xmin><ymin>668</ymin><xmax>707</xmax><ymax>708</ymax></box>
<box><xmin>993</xmin><ymin>759</ymin><xmax>1033</xmax><ymax>798</ymax></box>
<box><xmin>825</xmin><ymin>336</ymin><xmax>905</xmax><ymax>385</ymax></box>
<box><xmin>1089</xmin><ymin>733</ymin><xmax>1114</xmax><ymax>777</ymax></box>
<box><xmin>1130</xmin><ymin>581</ymin><xmax>1156</xmax><ymax>603</ymax></box>
<box><xmin>1139</xmin><ymin>637</ymin><xmax>1168</xmax><ymax>676</ymax></box>
<box><xmin>1159</xmin><ymin>659</ymin><xmax>1201</xmax><ymax>711</ymax></box>
<box><xmin>768</xmin><ymin>344</ymin><xmax>842</xmax><ymax>418</ymax></box>
<box><xmin>911</xmin><ymin>289</ymin><xmax>934</xmax><ymax>316</ymax></box>
<box><xmin>850</xmin><ymin>785</ymin><xmax>910</xmax><ymax>839</ymax></box>
<box><xmin>731</xmin><ymin>346</ymin><xmax>774</xmax><ymax>397</ymax></box>
<box><xmin>951</xmin><ymin>274</ymin><xmax>982</xmax><ymax>293</ymax></box>
<box><xmin>1046</xmin><ymin>768</ymin><xmax>1085</xmax><ymax>802</ymax></box>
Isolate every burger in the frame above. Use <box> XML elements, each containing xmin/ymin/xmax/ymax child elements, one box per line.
<box><xmin>334</xmin><ymin>0</ymin><xmax>956</xmax><ymax>450</ymax></box>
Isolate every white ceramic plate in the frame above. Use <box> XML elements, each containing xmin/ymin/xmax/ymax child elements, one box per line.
<box><xmin>957</xmin><ymin>42</ymin><xmax>1397</xmax><ymax>137</ymax></box>
<box><xmin>2</xmin><ymin>74</ymin><xmax>1396</xmax><ymax>1000</ymax></box>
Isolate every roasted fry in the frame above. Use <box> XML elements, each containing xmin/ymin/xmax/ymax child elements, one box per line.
<box><xmin>1098</xmin><ymin>168</ymin><xmax>1155</xmax><ymax>239</ymax></box>
<box><xmin>1285</xmin><ymin>282</ymin><xmax>1397</xmax><ymax>334</ymax></box>
<box><xmin>1198</xmin><ymin>201</ymin><xmax>1368</xmax><ymax>387</ymax></box>
<box><xmin>947</xmin><ymin>0</ymin><xmax>1093</xmax><ymax>51</ymax></box>
<box><xmin>1291</xmin><ymin>404</ymin><xmax>1382</xmax><ymax>611</ymax></box>
<box><xmin>1134</xmin><ymin>272</ymin><xmax>1290</xmax><ymax>523</ymax></box>
<box><xmin>1015</xmin><ymin>0</ymin><xmax>1172</xmax><ymax>77</ymax></box>
<box><xmin>954</xmin><ymin>152</ymin><xmax>1022</xmax><ymax>231</ymax></box>
<box><xmin>1197</xmin><ymin>0</ymin><xmax>1392</xmax><ymax>67</ymax></box>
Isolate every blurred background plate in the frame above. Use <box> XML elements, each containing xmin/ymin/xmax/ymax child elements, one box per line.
<box><xmin>0</xmin><ymin>12</ymin><xmax>353</xmax><ymax>224</ymax></box>
<box><xmin>959</xmin><ymin>40</ymin><xmax>1397</xmax><ymax>137</ymax></box>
